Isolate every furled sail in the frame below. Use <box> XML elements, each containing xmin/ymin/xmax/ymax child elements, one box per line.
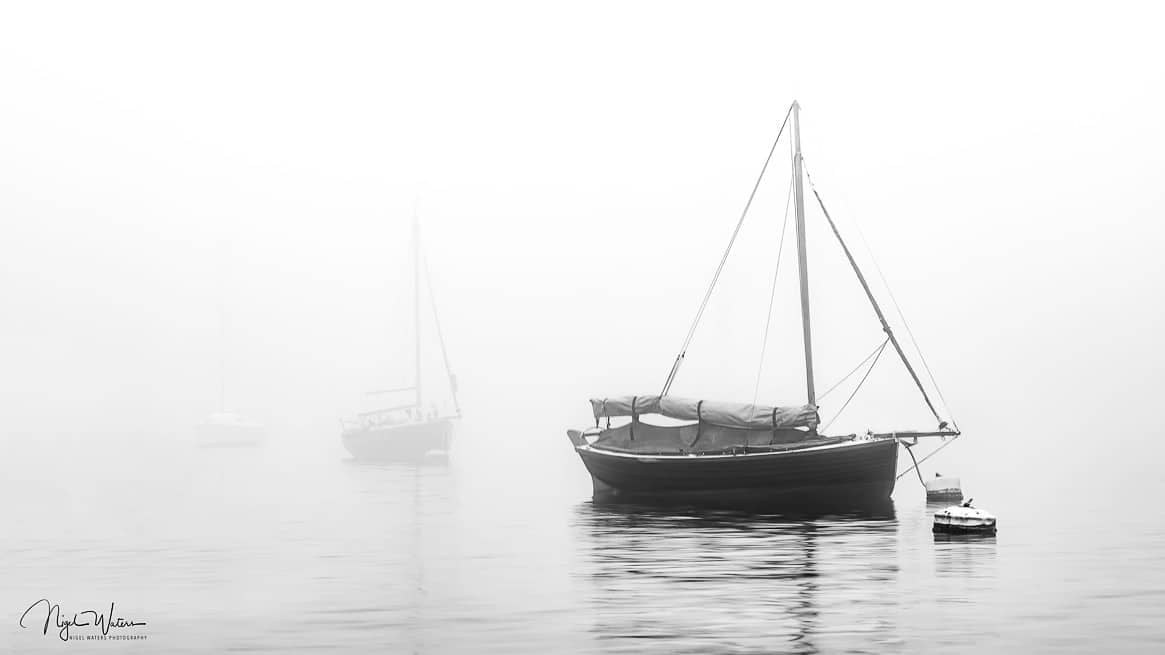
<box><xmin>589</xmin><ymin>395</ymin><xmax>818</xmax><ymax>430</ymax></box>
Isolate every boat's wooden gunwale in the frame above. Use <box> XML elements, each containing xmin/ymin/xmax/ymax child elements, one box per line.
<box><xmin>574</xmin><ymin>436</ymin><xmax>893</xmax><ymax>460</ymax></box>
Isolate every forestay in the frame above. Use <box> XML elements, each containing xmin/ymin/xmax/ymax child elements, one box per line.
<box><xmin>589</xmin><ymin>395</ymin><xmax>819</xmax><ymax>430</ymax></box>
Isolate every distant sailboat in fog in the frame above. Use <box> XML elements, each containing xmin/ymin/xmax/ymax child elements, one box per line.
<box><xmin>341</xmin><ymin>215</ymin><xmax>461</xmax><ymax>462</ymax></box>
<box><xmin>197</xmin><ymin>279</ymin><xmax>265</xmax><ymax>448</ymax></box>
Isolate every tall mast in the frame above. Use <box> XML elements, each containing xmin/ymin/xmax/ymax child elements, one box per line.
<box><xmin>412</xmin><ymin>213</ymin><xmax>422</xmax><ymax>409</ymax></box>
<box><xmin>791</xmin><ymin>101</ymin><xmax>816</xmax><ymax>407</ymax></box>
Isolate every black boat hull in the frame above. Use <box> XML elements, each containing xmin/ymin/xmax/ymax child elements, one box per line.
<box><xmin>342</xmin><ymin>418</ymin><xmax>453</xmax><ymax>463</ymax></box>
<box><xmin>573</xmin><ymin>437</ymin><xmax>898</xmax><ymax>510</ymax></box>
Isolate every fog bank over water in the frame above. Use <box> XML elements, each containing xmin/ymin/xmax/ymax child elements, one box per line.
<box><xmin>1</xmin><ymin>3</ymin><xmax>1163</xmax><ymax>517</ymax></box>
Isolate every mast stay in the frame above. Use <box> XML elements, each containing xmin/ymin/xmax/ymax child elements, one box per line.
<box><xmin>802</xmin><ymin>165</ymin><xmax>947</xmax><ymax>429</ymax></box>
<box><xmin>421</xmin><ymin>245</ymin><xmax>461</xmax><ymax>418</ymax></box>
<box><xmin>660</xmin><ymin>102</ymin><xmax>795</xmax><ymax>397</ymax></box>
<box><xmin>750</xmin><ymin>166</ymin><xmax>794</xmax><ymax>409</ymax></box>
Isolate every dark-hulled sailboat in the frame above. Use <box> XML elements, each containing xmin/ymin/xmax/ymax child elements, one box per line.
<box><xmin>567</xmin><ymin>101</ymin><xmax>960</xmax><ymax>509</ymax></box>
<box><xmin>342</xmin><ymin>215</ymin><xmax>461</xmax><ymax>462</ymax></box>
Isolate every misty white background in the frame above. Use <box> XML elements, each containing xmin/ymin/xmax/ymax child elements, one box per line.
<box><xmin>2</xmin><ymin>2</ymin><xmax>1163</xmax><ymax>495</ymax></box>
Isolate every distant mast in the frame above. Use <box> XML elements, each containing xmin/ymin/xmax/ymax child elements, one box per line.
<box><xmin>791</xmin><ymin>101</ymin><xmax>816</xmax><ymax>408</ymax></box>
<box><xmin>217</xmin><ymin>298</ymin><xmax>226</xmax><ymax>412</ymax></box>
<box><xmin>413</xmin><ymin>214</ymin><xmax>423</xmax><ymax>410</ymax></box>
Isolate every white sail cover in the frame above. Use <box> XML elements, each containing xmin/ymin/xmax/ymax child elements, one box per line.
<box><xmin>589</xmin><ymin>395</ymin><xmax>818</xmax><ymax>430</ymax></box>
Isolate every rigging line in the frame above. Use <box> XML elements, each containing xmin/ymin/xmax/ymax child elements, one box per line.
<box><xmin>420</xmin><ymin>244</ymin><xmax>461</xmax><ymax>417</ymax></box>
<box><xmin>890</xmin><ymin>296</ymin><xmax>959</xmax><ymax>429</ymax></box>
<box><xmin>802</xmin><ymin>162</ymin><xmax>958</xmax><ymax>431</ymax></box>
<box><xmin>750</xmin><ymin>165</ymin><xmax>795</xmax><ymax>408</ymax></box>
<box><xmin>839</xmin><ymin>200</ymin><xmax>960</xmax><ymax>429</ymax></box>
<box><xmin>901</xmin><ymin>442</ymin><xmax>927</xmax><ymax>488</ymax></box>
<box><xmin>866</xmin><ymin>256</ymin><xmax>959</xmax><ymax>430</ymax></box>
<box><xmin>822</xmin><ymin>339</ymin><xmax>888</xmax><ymax>432</ymax></box>
<box><xmin>801</xmin><ymin>161</ymin><xmax>943</xmax><ymax>427</ymax></box>
<box><xmin>818</xmin><ymin>336</ymin><xmax>890</xmax><ymax>403</ymax></box>
<box><xmin>896</xmin><ymin>434</ymin><xmax>960</xmax><ymax>481</ymax></box>
<box><xmin>660</xmin><ymin>102</ymin><xmax>796</xmax><ymax>397</ymax></box>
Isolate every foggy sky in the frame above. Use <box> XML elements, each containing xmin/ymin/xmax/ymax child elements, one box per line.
<box><xmin>2</xmin><ymin>2</ymin><xmax>1163</xmax><ymax>489</ymax></box>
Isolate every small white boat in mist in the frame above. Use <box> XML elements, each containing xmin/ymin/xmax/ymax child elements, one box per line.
<box><xmin>341</xmin><ymin>214</ymin><xmax>461</xmax><ymax>463</ymax></box>
<box><xmin>196</xmin><ymin>411</ymin><xmax>266</xmax><ymax>448</ymax></box>
<box><xmin>197</xmin><ymin>269</ymin><xmax>266</xmax><ymax>448</ymax></box>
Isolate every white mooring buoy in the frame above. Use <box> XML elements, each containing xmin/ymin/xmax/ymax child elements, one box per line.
<box><xmin>933</xmin><ymin>498</ymin><xmax>997</xmax><ymax>534</ymax></box>
<box><xmin>924</xmin><ymin>472</ymin><xmax>963</xmax><ymax>501</ymax></box>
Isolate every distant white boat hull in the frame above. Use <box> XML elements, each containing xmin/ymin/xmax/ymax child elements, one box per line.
<box><xmin>342</xmin><ymin>418</ymin><xmax>453</xmax><ymax>462</ymax></box>
<box><xmin>196</xmin><ymin>421</ymin><xmax>265</xmax><ymax>448</ymax></box>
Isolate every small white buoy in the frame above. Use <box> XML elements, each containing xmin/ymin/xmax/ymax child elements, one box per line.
<box><xmin>925</xmin><ymin>472</ymin><xmax>963</xmax><ymax>501</ymax></box>
<box><xmin>933</xmin><ymin>498</ymin><xmax>997</xmax><ymax>534</ymax></box>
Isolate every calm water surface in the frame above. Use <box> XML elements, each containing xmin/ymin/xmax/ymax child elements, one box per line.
<box><xmin>2</xmin><ymin>429</ymin><xmax>1162</xmax><ymax>653</ymax></box>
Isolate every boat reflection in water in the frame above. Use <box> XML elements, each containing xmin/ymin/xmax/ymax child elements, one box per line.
<box><xmin>572</xmin><ymin>500</ymin><xmax>900</xmax><ymax>653</ymax></box>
